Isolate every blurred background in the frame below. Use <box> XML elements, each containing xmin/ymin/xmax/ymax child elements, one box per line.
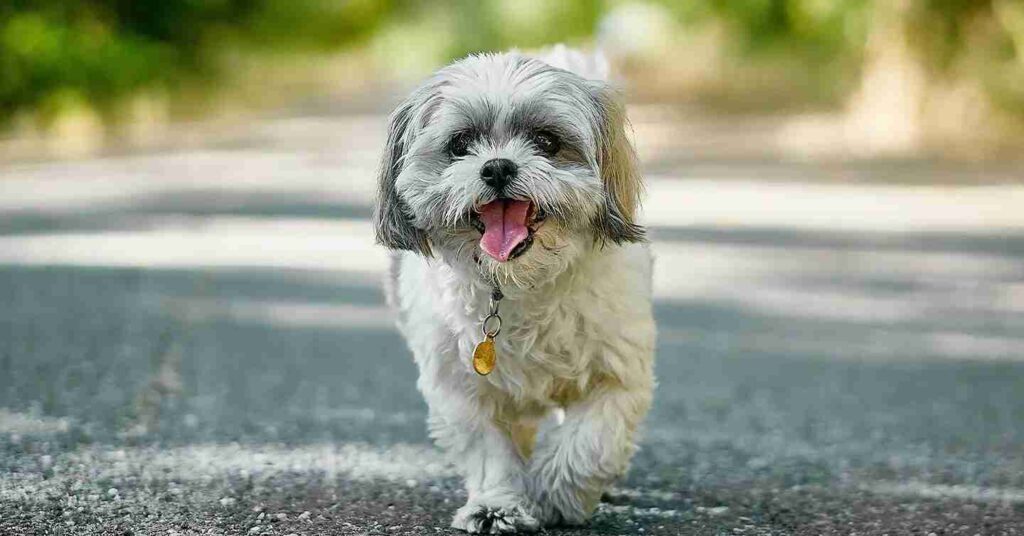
<box><xmin>1</xmin><ymin>1</ymin><xmax>1023</xmax><ymax>535</ymax></box>
<box><xmin>3</xmin><ymin>0</ymin><xmax>1024</xmax><ymax>158</ymax></box>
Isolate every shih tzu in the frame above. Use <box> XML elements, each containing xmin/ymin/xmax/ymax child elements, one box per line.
<box><xmin>375</xmin><ymin>47</ymin><xmax>656</xmax><ymax>533</ymax></box>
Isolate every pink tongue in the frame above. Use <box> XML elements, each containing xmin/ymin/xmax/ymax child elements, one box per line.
<box><xmin>478</xmin><ymin>199</ymin><xmax>531</xmax><ymax>262</ymax></box>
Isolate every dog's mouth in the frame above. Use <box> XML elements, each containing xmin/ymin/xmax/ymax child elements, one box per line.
<box><xmin>470</xmin><ymin>199</ymin><xmax>547</xmax><ymax>262</ymax></box>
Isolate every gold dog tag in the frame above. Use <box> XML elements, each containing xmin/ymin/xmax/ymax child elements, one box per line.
<box><xmin>473</xmin><ymin>336</ymin><xmax>496</xmax><ymax>375</ymax></box>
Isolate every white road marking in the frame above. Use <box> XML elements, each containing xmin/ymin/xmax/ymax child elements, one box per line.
<box><xmin>864</xmin><ymin>481</ymin><xmax>1024</xmax><ymax>504</ymax></box>
<box><xmin>152</xmin><ymin>295</ymin><xmax>396</xmax><ymax>330</ymax></box>
<box><xmin>644</xmin><ymin>178</ymin><xmax>1024</xmax><ymax>233</ymax></box>
<box><xmin>0</xmin><ymin>217</ymin><xmax>387</xmax><ymax>272</ymax></box>
<box><xmin>0</xmin><ymin>442</ymin><xmax>453</xmax><ymax>503</ymax></box>
<box><xmin>0</xmin><ymin>410</ymin><xmax>70</xmax><ymax>436</ymax></box>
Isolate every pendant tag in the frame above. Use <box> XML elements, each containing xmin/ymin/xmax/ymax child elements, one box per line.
<box><xmin>473</xmin><ymin>282</ymin><xmax>503</xmax><ymax>376</ymax></box>
<box><xmin>473</xmin><ymin>336</ymin><xmax>497</xmax><ymax>375</ymax></box>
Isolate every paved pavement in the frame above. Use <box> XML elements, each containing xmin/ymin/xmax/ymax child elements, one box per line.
<box><xmin>1</xmin><ymin>109</ymin><xmax>1023</xmax><ymax>535</ymax></box>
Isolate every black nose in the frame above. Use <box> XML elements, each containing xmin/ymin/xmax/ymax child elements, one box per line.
<box><xmin>480</xmin><ymin>158</ymin><xmax>517</xmax><ymax>191</ymax></box>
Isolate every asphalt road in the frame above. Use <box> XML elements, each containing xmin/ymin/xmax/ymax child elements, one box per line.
<box><xmin>1</xmin><ymin>110</ymin><xmax>1023</xmax><ymax>535</ymax></box>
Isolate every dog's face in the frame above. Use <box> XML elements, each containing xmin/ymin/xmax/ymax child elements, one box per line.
<box><xmin>375</xmin><ymin>52</ymin><xmax>644</xmax><ymax>287</ymax></box>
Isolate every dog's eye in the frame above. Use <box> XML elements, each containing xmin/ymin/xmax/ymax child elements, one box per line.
<box><xmin>532</xmin><ymin>131</ymin><xmax>560</xmax><ymax>156</ymax></box>
<box><xmin>449</xmin><ymin>132</ymin><xmax>473</xmax><ymax>158</ymax></box>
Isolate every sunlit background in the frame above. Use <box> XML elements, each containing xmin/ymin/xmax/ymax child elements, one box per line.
<box><xmin>1</xmin><ymin>2</ymin><xmax>1023</xmax><ymax>535</ymax></box>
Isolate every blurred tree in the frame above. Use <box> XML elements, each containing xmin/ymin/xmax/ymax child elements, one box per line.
<box><xmin>1</xmin><ymin>0</ymin><xmax>1022</xmax><ymax>153</ymax></box>
<box><xmin>655</xmin><ymin>0</ymin><xmax>1024</xmax><ymax>151</ymax></box>
<box><xmin>843</xmin><ymin>0</ymin><xmax>1024</xmax><ymax>153</ymax></box>
<box><xmin>0</xmin><ymin>0</ymin><xmax>411</xmax><ymax>123</ymax></box>
<box><xmin>447</xmin><ymin>0</ymin><xmax>603</xmax><ymax>59</ymax></box>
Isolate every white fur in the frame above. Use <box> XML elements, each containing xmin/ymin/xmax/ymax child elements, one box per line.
<box><xmin>377</xmin><ymin>50</ymin><xmax>655</xmax><ymax>533</ymax></box>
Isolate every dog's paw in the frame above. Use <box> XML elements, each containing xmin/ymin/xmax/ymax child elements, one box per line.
<box><xmin>451</xmin><ymin>501</ymin><xmax>540</xmax><ymax>534</ymax></box>
<box><xmin>524</xmin><ymin>491</ymin><xmax>588</xmax><ymax>528</ymax></box>
<box><xmin>526</xmin><ymin>469</ymin><xmax>601</xmax><ymax>527</ymax></box>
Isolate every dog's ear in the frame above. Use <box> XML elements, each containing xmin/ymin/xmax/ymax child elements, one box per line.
<box><xmin>590</xmin><ymin>83</ymin><xmax>646</xmax><ymax>244</ymax></box>
<box><xmin>374</xmin><ymin>92</ymin><xmax>434</xmax><ymax>256</ymax></box>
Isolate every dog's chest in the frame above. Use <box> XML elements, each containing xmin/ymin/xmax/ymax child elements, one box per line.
<box><xmin>482</xmin><ymin>291</ymin><xmax>627</xmax><ymax>399</ymax></box>
<box><xmin>398</xmin><ymin>247</ymin><xmax>653</xmax><ymax>404</ymax></box>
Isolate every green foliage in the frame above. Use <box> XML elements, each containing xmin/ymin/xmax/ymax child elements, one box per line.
<box><xmin>0</xmin><ymin>0</ymin><xmax>409</xmax><ymax>121</ymax></box>
<box><xmin>709</xmin><ymin>0</ymin><xmax>872</xmax><ymax>60</ymax></box>
<box><xmin>2</xmin><ymin>0</ymin><xmax>1023</xmax><ymax>123</ymax></box>
<box><xmin>444</xmin><ymin>0</ymin><xmax>604</xmax><ymax>59</ymax></box>
<box><xmin>240</xmin><ymin>0</ymin><xmax>405</xmax><ymax>52</ymax></box>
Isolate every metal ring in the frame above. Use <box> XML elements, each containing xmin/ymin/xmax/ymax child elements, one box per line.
<box><xmin>481</xmin><ymin>313</ymin><xmax>502</xmax><ymax>338</ymax></box>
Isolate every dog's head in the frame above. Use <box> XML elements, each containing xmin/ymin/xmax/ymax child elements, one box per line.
<box><xmin>374</xmin><ymin>52</ymin><xmax>644</xmax><ymax>287</ymax></box>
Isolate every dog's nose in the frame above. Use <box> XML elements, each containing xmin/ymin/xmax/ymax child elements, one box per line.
<box><xmin>480</xmin><ymin>158</ymin><xmax>517</xmax><ymax>191</ymax></box>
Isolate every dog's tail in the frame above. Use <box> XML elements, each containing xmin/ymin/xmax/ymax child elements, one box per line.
<box><xmin>534</xmin><ymin>44</ymin><xmax>610</xmax><ymax>82</ymax></box>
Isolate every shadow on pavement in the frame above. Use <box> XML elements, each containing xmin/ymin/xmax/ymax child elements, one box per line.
<box><xmin>0</xmin><ymin>189</ymin><xmax>372</xmax><ymax>235</ymax></box>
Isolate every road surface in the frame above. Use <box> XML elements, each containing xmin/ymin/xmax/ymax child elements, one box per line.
<box><xmin>1</xmin><ymin>109</ymin><xmax>1023</xmax><ymax>535</ymax></box>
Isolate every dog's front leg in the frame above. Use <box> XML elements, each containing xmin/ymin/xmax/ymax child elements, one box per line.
<box><xmin>527</xmin><ymin>383</ymin><xmax>653</xmax><ymax>525</ymax></box>
<box><xmin>421</xmin><ymin>376</ymin><xmax>540</xmax><ymax>534</ymax></box>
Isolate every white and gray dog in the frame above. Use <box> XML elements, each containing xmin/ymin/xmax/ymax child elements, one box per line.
<box><xmin>374</xmin><ymin>47</ymin><xmax>656</xmax><ymax>533</ymax></box>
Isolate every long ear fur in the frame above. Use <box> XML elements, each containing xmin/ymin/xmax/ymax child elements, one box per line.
<box><xmin>374</xmin><ymin>93</ymin><xmax>433</xmax><ymax>256</ymax></box>
<box><xmin>591</xmin><ymin>83</ymin><xmax>646</xmax><ymax>244</ymax></box>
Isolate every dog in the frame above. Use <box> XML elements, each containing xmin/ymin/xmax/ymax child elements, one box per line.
<box><xmin>374</xmin><ymin>47</ymin><xmax>656</xmax><ymax>533</ymax></box>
